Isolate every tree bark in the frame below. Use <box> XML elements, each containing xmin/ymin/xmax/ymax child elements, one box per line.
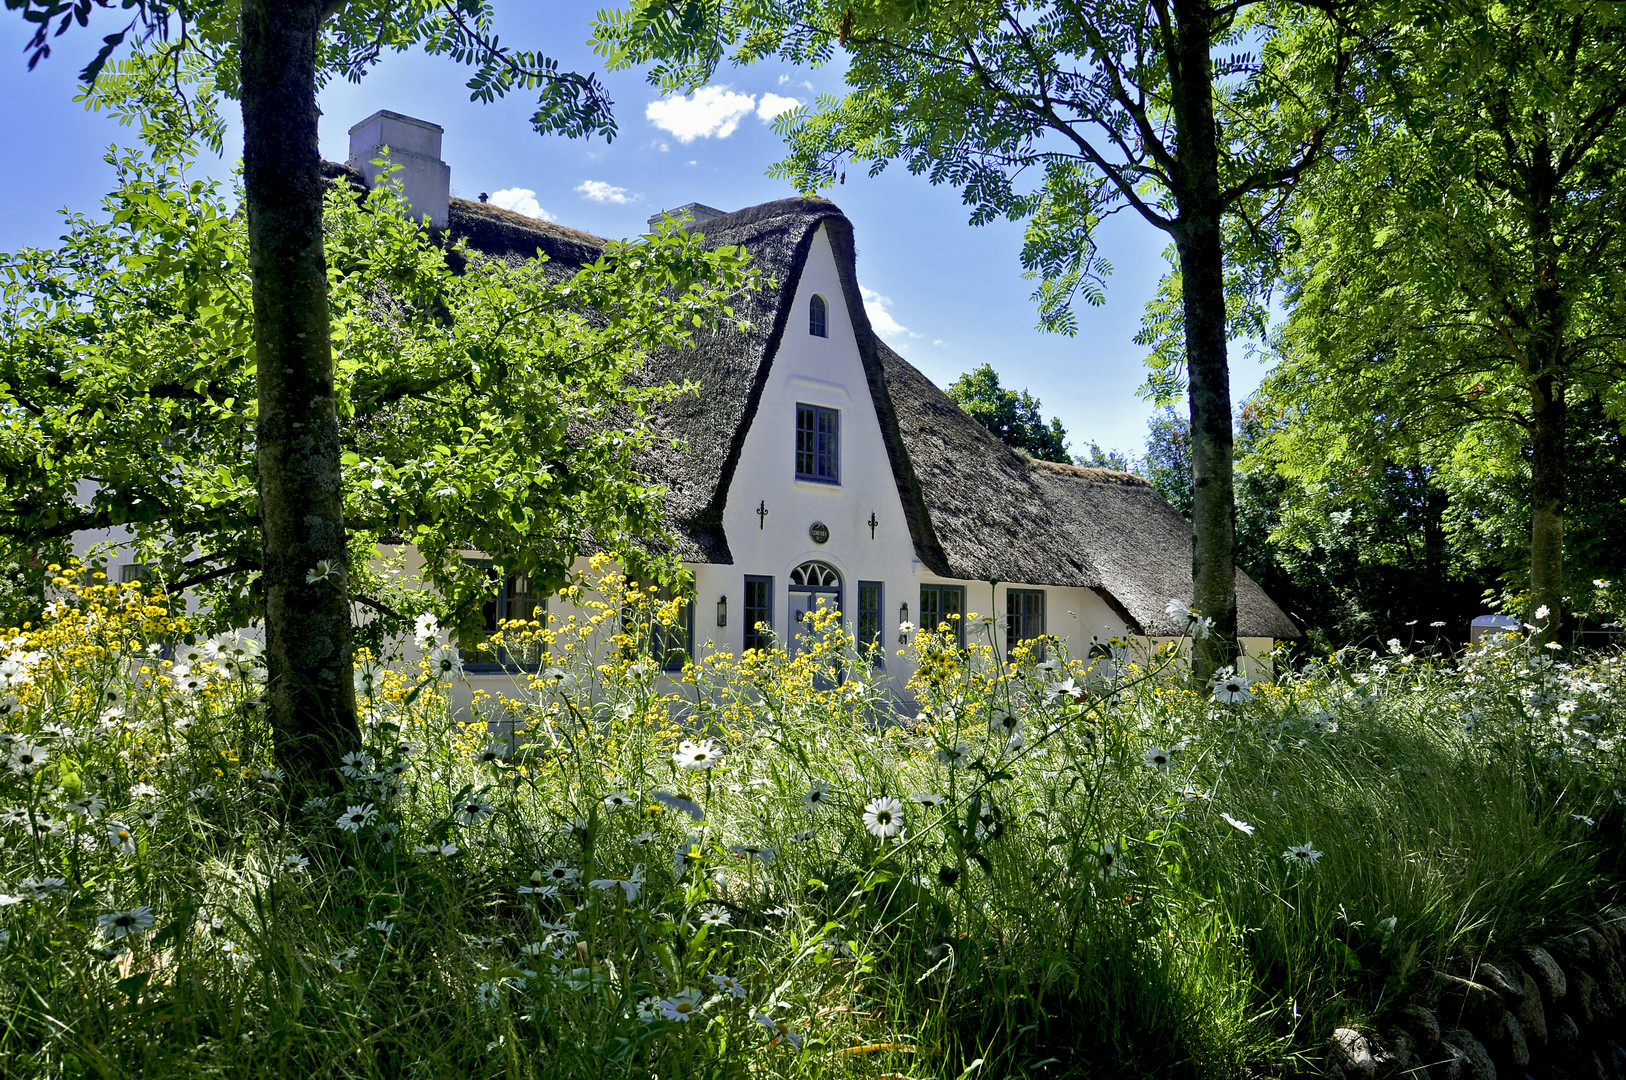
<box><xmin>1529</xmin><ymin>370</ymin><xmax>1565</xmax><ymax>638</ymax></box>
<box><xmin>241</xmin><ymin>0</ymin><xmax>360</xmax><ymax>802</ymax></box>
<box><xmin>1170</xmin><ymin>0</ymin><xmax>1238</xmax><ymax>680</ymax></box>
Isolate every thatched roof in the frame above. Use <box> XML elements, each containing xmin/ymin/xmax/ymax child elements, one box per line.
<box><xmin>439</xmin><ymin>191</ymin><xmax>1300</xmax><ymax>638</ymax></box>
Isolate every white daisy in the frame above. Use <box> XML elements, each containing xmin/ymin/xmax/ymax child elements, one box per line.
<box><xmin>335</xmin><ymin>804</ymin><xmax>376</xmax><ymax>832</ymax></box>
<box><xmin>673</xmin><ymin>739</ymin><xmax>722</xmax><ymax>771</ymax></box>
<box><xmin>1282</xmin><ymin>842</ymin><xmax>1323</xmax><ymax>867</ymax></box>
<box><xmin>105</xmin><ymin>820</ymin><xmax>137</xmax><ymax>853</ymax></box>
<box><xmin>541</xmin><ymin>861</ymin><xmax>580</xmax><ymax>885</ymax></box>
<box><xmin>282</xmin><ymin>853</ymin><xmax>311</xmax><ymax>872</ymax></box>
<box><xmin>588</xmin><ymin>865</ymin><xmax>645</xmax><ymax>902</ymax></box>
<box><xmin>863</xmin><ymin>796</ymin><xmax>904</xmax><ymax>838</ymax></box>
<box><xmin>1141</xmin><ymin>745</ymin><xmax>1173</xmax><ymax>771</ymax></box>
<box><xmin>98</xmin><ymin>906</ymin><xmax>155</xmax><ymax>940</ymax></box>
<box><xmin>729</xmin><ymin>843</ymin><xmax>776</xmax><ymax>864</ymax></box>
<box><xmin>455</xmin><ymin>799</ymin><xmax>494</xmax><ymax>827</ymax></box>
<box><xmin>802</xmin><ymin>783</ymin><xmax>831</xmax><ymax>812</ymax></box>
<box><xmin>790</xmin><ymin>828</ymin><xmax>815</xmax><ymax>842</ymax></box>
<box><xmin>427</xmin><ymin>646</ymin><xmax>463</xmax><ymax>679</ymax></box>
<box><xmin>658</xmin><ymin>989</ymin><xmax>705</xmax><ymax>1021</ymax></box>
<box><xmin>1095</xmin><ymin>841</ymin><xmax>1122</xmax><ymax>880</ymax></box>
<box><xmin>66</xmin><ymin>793</ymin><xmax>105</xmax><ymax>818</ymax></box>
<box><xmin>913</xmin><ymin>792</ymin><xmax>947</xmax><ymax>810</ymax></box>
<box><xmin>602</xmin><ymin>790</ymin><xmax>635</xmax><ymax>812</ymax></box>
<box><xmin>1212</xmin><ymin>668</ymin><xmax>1253</xmax><ymax>704</ymax></box>
<box><xmin>697</xmin><ymin>905</ymin><xmax>731</xmax><ymax>927</ymax></box>
<box><xmin>1220</xmin><ymin>813</ymin><xmax>1255</xmax><ymax>836</ymax></box>
<box><xmin>935</xmin><ymin>743</ymin><xmax>970</xmax><ymax>765</ymax></box>
<box><xmin>8</xmin><ymin>744</ymin><xmax>47</xmax><ymax>775</ymax></box>
<box><xmin>709</xmin><ymin>972</ymin><xmax>748</xmax><ymax>998</ymax></box>
<box><xmin>305</xmin><ymin>559</ymin><xmax>341</xmax><ymax>585</ymax></box>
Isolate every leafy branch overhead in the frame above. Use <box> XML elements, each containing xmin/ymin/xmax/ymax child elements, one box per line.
<box><xmin>0</xmin><ymin>152</ymin><xmax>759</xmax><ymax>637</ymax></box>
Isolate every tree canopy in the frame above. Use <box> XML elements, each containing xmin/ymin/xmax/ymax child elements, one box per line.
<box><xmin>945</xmin><ymin>364</ymin><xmax>1071</xmax><ymax>463</ymax></box>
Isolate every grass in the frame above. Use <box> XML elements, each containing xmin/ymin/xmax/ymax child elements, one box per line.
<box><xmin>0</xmin><ymin>568</ymin><xmax>1621</xmax><ymax>1078</ymax></box>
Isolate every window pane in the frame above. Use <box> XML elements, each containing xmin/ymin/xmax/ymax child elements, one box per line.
<box><xmin>744</xmin><ymin>576</ymin><xmax>774</xmax><ymax>651</ymax></box>
<box><xmin>818</xmin><ymin>408</ymin><xmax>839</xmax><ymax>480</ymax></box>
<box><xmin>796</xmin><ymin>405</ymin><xmax>816</xmax><ymax>478</ymax></box>
<box><xmin>809</xmin><ymin>294</ymin><xmax>827</xmax><ymax>337</ymax></box>
<box><xmin>858</xmin><ymin>581</ymin><xmax>883</xmax><ymax>661</ymax></box>
<box><xmin>1007</xmin><ymin>590</ymin><xmax>1045</xmax><ymax>653</ymax></box>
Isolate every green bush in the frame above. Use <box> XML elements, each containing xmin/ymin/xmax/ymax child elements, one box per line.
<box><xmin>1</xmin><ymin>568</ymin><xmax>1621</xmax><ymax>1078</ymax></box>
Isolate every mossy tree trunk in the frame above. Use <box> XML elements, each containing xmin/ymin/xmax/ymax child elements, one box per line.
<box><xmin>1170</xmin><ymin>0</ymin><xmax>1238</xmax><ymax>679</ymax></box>
<box><xmin>241</xmin><ymin>0</ymin><xmax>360</xmax><ymax>801</ymax></box>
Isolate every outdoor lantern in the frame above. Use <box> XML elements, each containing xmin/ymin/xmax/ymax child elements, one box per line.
<box><xmin>899</xmin><ymin>601</ymin><xmax>910</xmax><ymax>643</ymax></box>
<box><xmin>716</xmin><ymin>595</ymin><xmax>728</xmax><ymax>627</ymax></box>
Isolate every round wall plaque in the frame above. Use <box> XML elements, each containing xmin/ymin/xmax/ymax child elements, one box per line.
<box><xmin>809</xmin><ymin>521</ymin><xmax>830</xmax><ymax>544</ymax></box>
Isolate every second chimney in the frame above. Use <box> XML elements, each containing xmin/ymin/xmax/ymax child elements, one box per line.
<box><xmin>347</xmin><ymin>110</ymin><xmax>451</xmax><ymax>228</ymax></box>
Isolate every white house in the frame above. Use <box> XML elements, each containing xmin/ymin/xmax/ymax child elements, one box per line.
<box><xmin>79</xmin><ymin>110</ymin><xmax>1301</xmax><ymax>707</ymax></box>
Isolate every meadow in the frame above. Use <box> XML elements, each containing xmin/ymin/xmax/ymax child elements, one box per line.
<box><xmin>1</xmin><ymin>565</ymin><xmax>1622</xmax><ymax>1078</ymax></box>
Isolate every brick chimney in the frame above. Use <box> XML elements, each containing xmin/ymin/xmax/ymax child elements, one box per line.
<box><xmin>347</xmin><ymin>110</ymin><xmax>451</xmax><ymax>228</ymax></box>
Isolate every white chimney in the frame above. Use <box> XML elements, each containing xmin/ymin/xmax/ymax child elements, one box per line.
<box><xmin>347</xmin><ymin>110</ymin><xmax>451</xmax><ymax>228</ymax></box>
<box><xmin>647</xmin><ymin>202</ymin><xmax>727</xmax><ymax>229</ymax></box>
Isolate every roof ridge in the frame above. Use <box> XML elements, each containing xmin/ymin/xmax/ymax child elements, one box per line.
<box><xmin>1027</xmin><ymin>458</ymin><xmax>1151</xmax><ymax>486</ymax></box>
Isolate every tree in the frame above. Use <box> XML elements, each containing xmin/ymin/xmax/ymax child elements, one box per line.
<box><xmin>1266</xmin><ymin>0</ymin><xmax>1626</xmax><ymax>637</ymax></box>
<box><xmin>597</xmin><ymin>0</ymin><xmax>1357</xmax><ymax>675</ymax></box>
<box><xmin>945</xmin><ymin>363</ymin><xmax>1070</xmax><ymax>462</ymax></box>
<box><xmin>7</xmin><ymin>0</ymin><xmax>629</xmax><ymax>799</ymax></box>
<box><xmin>0</xmin><ymin>149</ymin><xmax>751</xmax><ymax>660</ymax></box>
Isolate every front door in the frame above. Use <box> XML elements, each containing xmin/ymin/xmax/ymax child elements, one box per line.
<box><xmin>788</xmin><ymin>561</ymin><xmax>843</xmax><ymax>659</ymax></box>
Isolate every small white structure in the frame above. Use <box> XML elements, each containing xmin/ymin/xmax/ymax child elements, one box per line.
<box><xmin>1470</xmin><ymin>614</ymin><xmax>1521</xmax><ymax>644</ymax></box>
<box><xmin>346</xmin><ymin>110</ymin><xmax>451</xmax><ymax>229</ymax></box>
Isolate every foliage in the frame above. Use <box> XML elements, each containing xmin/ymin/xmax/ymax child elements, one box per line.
<box><xmin>1264</xmin><ymin>0</ymin><xmax>1626</xmax><ymax>626</ymax></box>
<box><xmin>945</xmin><ymin>363</ymin><xmax>1070</xmax><ymax>463</ymax></box>
<box><xmin>0</xmin><ymin>151</ymin><xmax>756</xmax><ymax>641</ymax></box>
<box><xmin>2</xmin><ymin>566</ymin><xmax>1622</xmax><ymax>1076</ymax></box>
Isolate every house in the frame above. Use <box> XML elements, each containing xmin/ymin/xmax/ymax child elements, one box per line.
<box><xmin>78</xmin><ymin>110</ymin><xmax>1300</xmax><ymax>705</ymax></box>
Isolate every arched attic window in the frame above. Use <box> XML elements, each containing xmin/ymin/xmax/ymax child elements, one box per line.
<box><xmin>809</xmin><ymin>294</ymin><xmax>828</xmax><ymax>337</ymax></box>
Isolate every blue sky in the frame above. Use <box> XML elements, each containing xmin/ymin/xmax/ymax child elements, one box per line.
<box><xmin>0</xmin><ymin>5</ymin><xmax>1273</xmax><ymax>458</ymax></box>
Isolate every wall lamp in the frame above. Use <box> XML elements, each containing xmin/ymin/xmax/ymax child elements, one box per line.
<box><xmin>898</xmin><ymin>601</ymin><xmax>910</xmax><ymax>643</ymax></box>
<box><xmin>716</xmin><ymin>595</ymin><xmax>728</xmax><ymax>628</ymax></box>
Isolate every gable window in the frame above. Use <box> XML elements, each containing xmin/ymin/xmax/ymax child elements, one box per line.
<box><xmin>1006</xmin><ymin>589</ymin><xmax>1046</xmax><ymax>654</ymax></box>
<box><xmin>857</xmin><ymin>581</ymin><xmax>884</xmax><ymax>662</ymax></box>
<box><xmin>743</xmin><ymin>575</ymin><xmax>774</xmax><ymax>651</ymax></box>
<box><xmin>809</xmin><ymin>293</ymin><xmax>828</xmax><ymax>337</ymax></box>
<box><xmin>795</xmin><ymin>404</ymin><xmax>840</xmax><ymax>484</ymax></box>
<box><xmin>465</xmin><ymin>560</ymin><xmax>546</xmax><ymax>669</ymax></box>
<box><xmin>919</xmin><ymin>584</ymin><xmax>966</xmax><ymax>647</ymax></box>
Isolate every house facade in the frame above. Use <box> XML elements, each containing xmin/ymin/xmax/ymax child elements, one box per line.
<box><xmin>74</xmin><ymin>110</ymin><xmax>1300</xmax><ymax>708</ymax></box>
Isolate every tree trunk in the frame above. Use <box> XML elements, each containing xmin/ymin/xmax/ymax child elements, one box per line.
<box><xmin>1529</xmin><ymin>370</ymin><xmax>1566</xmax><ymax>639</ymax></box>
<box><xmin>241</xmin><ymin>0</ymin><xmax>360</xmax><ymax>803</ymax></box>
<box><xmin>1170</xmin><ymin>0</ymin><xmax>1238</xmax><ymax>680</ymax></box>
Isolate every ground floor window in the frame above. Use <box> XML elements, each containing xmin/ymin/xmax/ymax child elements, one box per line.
<box><xmin>623</xmin><ymin>582</ymin><xmax>694</xmax><ymax>672</ymax></box>
<box><xmin>1006</xmin><ymin>588</ymin><xmax>1046</xmax><ymax>654</ymax></box>
<box><xmin>465</xmin><ymin>560</ymin><xmax>547</xmax><ymax>669</ymax></box>
<box><xmin>743</xmin><ymin>575</ymin><xmax>774</xmax><ymax>652</ymax></box>
<box><xmin>857</xmin><ymin>581</ymin><xmax>884</xmax><ymax>661</ymax></box>
<box><xmin>919</xmin><ymin>583</ymin><xmax>966</xmax><ymax>647</ymax></box>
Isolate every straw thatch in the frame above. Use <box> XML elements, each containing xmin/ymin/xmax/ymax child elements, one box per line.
<box><xmin>438</xmin><ymin>190</ymin><xmax>1300</xmax><ymax>638</ymax></box>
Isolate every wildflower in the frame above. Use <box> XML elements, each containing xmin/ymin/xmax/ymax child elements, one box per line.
<box><xmin>364</xmin><ymin>920</ymin><xmax>395</xmax><ymax>935</ymax></box>
<box><xmin>413</xmin><ymin>613</ymin><xmax>440</xmax><ymax>650</ymax></box>
<box><xmin>1141</xmin><ymin>745</ymin><xmax>1173</xmax><ymax>771</ymax></box>
<box><xmin>709</xmin><ymin>973</ymin><xmax>748</xmax><ymax>998</ymax></box>
<box><xmin>1220</xmin><ymin>813</ymin><xmax>1256</xmax><ymax>836</ymax></box>
<box><xmin>8</xmin><ymin>743</ymin><xmax>47</xmax><ymax>776</ymax></box>
<box><xmin>219</xmin><ymin>939</ymin><xmax>252</xmax><ymax>971</ymax></box>
<box><xmin>935</xmin><ymin>743</ymin><xmax>970</xmax><ymax>766</ymax></box>
<box><xmin>975</xmin><ymin>804</ymin><xmax>1003</xmax><ymax>840</ymax></box>
<box><xmin>98</xmin><ymin>907</ymin><xmax>155</xmax><ymax>940</ymax></box>
<box><xmin>1094</xmin><ymin>841</ymin><xmax>1122</xmax><ymax>880</ymax></box>
<box><xmin>1571</xmin><ymin>814</ymin><xmax>1596</xmax><ymax>827</ymax></box>
<box><xmin>602</xmin><ymin>790</ymin><xmax>635</xmax><ymax>812</ymax></box>
<box><xmin>328</xmin><ymin>946</ymin><xmax>359</xmax><ymax>971</ymax></box>
<box><xmin>1545</xmin><ymin>641</ymin><xmax>1563</xmax><ymax>651</ymax></box>
<box><xmin>130</xmin><ymin>783</ymin><xmax>159</xmax><ymax>799</ymax></box>
<box><xmin>658</xmin><ymin>989</ymin><xmax>705</xmax><ymax>1021</ymax></box>
<box><xmin>188</xmin><ymin>785</ymin><xmax>215</xmax><ymax>802</ymax></box>
<box><xmin>1282</xmin><ymin>843</ymin><xmax>1323</xmax><ymax>867</ymax></box>
<box><xmin>1212</xmin><ymin>668</ymin><xmax>1252</xmax><ymax>704</ymax></box>
<box><xmin>282</xmin><ymin>853</ymin><xmax>310</xmax><ymax>872</ymax></box>
<box><xmin>1535</xmin><ymin>605</ymin><xmax>1550</xmax><ymax>620</ymax></box>
<box><xmin>427</xmin><ymin>646</ymin><xmax>463</xmax><ymax>678</ymax></box>
<box><xmin>1164</xmin><ymin>597</ymin><xmax>1191</xmax><ymax>621</ymax></box>
<box><xmin>632</xmin><ymin>830</ymin><xmax>658</xmax><ymax>846</ymax></box>
<box><xmin>897</xmin><ymin>620</ymin><xmax>915</xmax><ymax>635</ymax></box>
<box><xmin>1430</xmin><ymin>621</ymin><xmax>1447</xmax><ymax>628</ymax></box>
<box><xmin>790</xmin><ymin>829</ymin><xmax>815</xmax><ymax>842</ymax></box>
<box><xmin>338</xmin><ymin>751</ymin><xmax>374</xmax><ymax>778</ymax></box>
<box><xmin>673</xmin><ymin>834</ymin><xmax>706</xmax><ymax>876</ymax></box>
<box><xmin>475</xmin><ymin>981</ymin><xmax>502</xmax><ymax>1008</ymax></box>
<box><xmin>913</xmin><ymin>792</ymin><xmax>947</xmax><ymax>810</ymax></box>
<box><xmin>753</xmin><ymin>1012</ymin><xmax>804</xmax><ymax>1049</ymax></box>
<box><xmin>730</xmin><ymin>843</ymin><xmax>776</xmax><ymax>864</ymax></box>
<box><xmin>305</xmin><ymin>559</ymin><xmax>341</xmax><ymax>585</ymax></box>
<box><xmin>541</xmin><ymin>861</ymin><xmax>580</xmax><ymax>885</ymax></box>
<box><xmin>0</xmin><ymin>807</ymin><xmax>26</xmax><ymax>827</ymax></box>
<box><xmin>652</xmin><ymin>789</ymin><xmax>705</xmax><ymax>822</ymax></box>
<box><xmin>863</xmin><ymin>796</ymin><xmax>904</xmax><ymax>838</ymax></box>
<box><xmin>475</xmin><ymin>742</ymin><xmax>507</xmax><ymax>765</ymax></box>
<box><xmin>66</xmin><ymin>793</ymin><xmax>106</xmax><ymax>818</ymax></box>
<box><xmin>698</xmin><ymin>905</ymin><xmax>731</xmax><ymax>927</ymax></box>
<box><xmin>802</xmin><ymin>782</ymin><xmax>831</xmax><ymax>811</ymax></box>
<box><xmin>171</xmin><ymin>665</ymin><xmax>207</xmax><ymax>695</ymax></box>
<box><xmin>456</xmin><ymin>799</ymin><xmax>494</xmax><ymax>827</ymax></box>
<box><xmin>588</xmin><ymin>865</ymin><xmax>645</xmax><ymax>902</ymax></box>
<box><xmin>673</xmin><ymin>739</ymin><xmax>722</xmax><ymax>771</ymax></box>
<box><xmin>105</xmin><ymin>820</ymin><xmax>137</xmax><ymax>853</ymax></box>
<box><xmin>991</xmin><ymin>704</ymin><xmax>1020</xmax><ymax>733</ymax></box>
<box><xmin>335</xmin><ymin>804</ymin><xmax>377</xmax><ymax>832</ymax></box>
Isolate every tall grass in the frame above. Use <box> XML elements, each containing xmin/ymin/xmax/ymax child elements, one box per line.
<box><xmin>0</xmin><ymin>566</ymin><xmax>1620</xmax><ymax>1078</ymax></box>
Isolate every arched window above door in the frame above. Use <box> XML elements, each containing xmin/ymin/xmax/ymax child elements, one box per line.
<box><xmin>790</xmin><ymin>561</ymin><xmax>841</xmax><ymax>589</ymax></box>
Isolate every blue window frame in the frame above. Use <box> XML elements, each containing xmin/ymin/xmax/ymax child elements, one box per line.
<box><xmin>919</xmin><ymin>584</ymin><xmax>966</xmax><ymax>647</ymax></box>
<box><xmin>621</xmin><ymin>582</ymin><xmax>694</xmax><ymax>671</ymax></box>
<box><xmin>463</xmin><ymin>559</ymin><xmax>547</xmax><ymax>670</ymax></box>
<box><xmin>857</xmin><ymin>581</ymin><xmax>884</xmax><ymax>662</ymax></box>
<box><xmin>795</xmin><ymin>404</ymin><xmax>840</xmax><ymax>484</ymax></box>
<box><xmin>1006</xmin><ymin>589</ymin><xmax>1046</xmax><ymax>654</ymax></box>
<box><xmin>743</xmin><ymin>575</ymin><xmax>774</xmax><ymax>651</ymax></box>
<box><xmin>809</xmin><ymin>293</ymin><xmax>828</xmax><ymax>337</ymax></box>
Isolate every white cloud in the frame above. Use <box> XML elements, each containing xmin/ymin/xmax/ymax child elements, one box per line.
<box><xmin>933</xmin><ymin>339</ymin><xmax>946</xmax><ymax>347</ymax></box>
<box><xmin>861</xmin><ymin>285</ymin><xmax>913</xmax><ymax>340</ymax></box>
<box><xmin>576</xmin><ymin>180</ymin><xmax>638</xmax><ymax>205</ymax></box>
<box><xmin>488</xmin><ymin>188</ymin><xmax>555</xmax><ymax>221</ymax></box>
<box><xmin>756</xmin><ymin>93</ymin><xmax>802</xmax><ymax>121</ymax></box>
<box><xmin>646</xmin><ymin>85</ymin><xmax>757</xmax><ymax>142</ymax></box>
<box><xmin>778</xmin><ymin>74</ymin><xmax>791</xmax><ymax>86</ymax></box>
